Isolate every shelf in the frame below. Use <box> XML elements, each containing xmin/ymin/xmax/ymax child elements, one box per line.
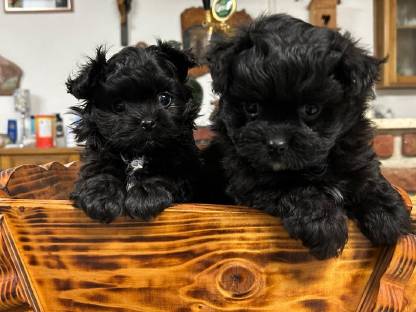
<box><xmin>397</xmin><ymin>24</ymin><xmax>416</xmax><ymax>29</ymax></box>
<box><xmin>0</xmin><ymin>147</ymin><xmax>81</xmax><ymax>154</ymax></box>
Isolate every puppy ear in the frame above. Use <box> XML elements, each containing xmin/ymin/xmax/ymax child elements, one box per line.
<box><xmin>206</xmin><ymin>39</ymin><xmax>235</xmax><ymax>95</ymax></box>
<box><xmin>151</xmin><ymin>40</ymin><xmax>197</xmax><ymax>82</ymax></box>
<box><xmin>332</xmin><ymin>33</ymin><xmax>385</xmax><ymax>98</ymax></box>
<box><xmin>66</xmin><ymin>46</ymin><xmax>107</xmax><ymax>100</ymax></box>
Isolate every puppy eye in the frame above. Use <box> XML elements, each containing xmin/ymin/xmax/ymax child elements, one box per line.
<box><xmin>244</xmin><ymin>102</ymin><xmax>259</xmax><ymax>117</ymax></box>
<box><xmin>112</xmin><ymin>102</ymin><xmax>125</xmax><ymax>113</ymax></box>
<box><xmin>301</xmin><ymin>104</ymin><xmax>320</xmax><ymax>120</ymax></box>
<box><xmin>158</xmin><ymin>92</ymin><xmax>172</xmax><ymax>107</ymax></box>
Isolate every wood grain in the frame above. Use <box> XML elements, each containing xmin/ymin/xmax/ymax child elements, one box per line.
<box><xmin>0</xmin><ymin>216</ymin><xmax>31</xmax><ymax>311</ymax></box>
<box><xmin>373</xmin><ymin>235</ymin><xmax>416</xmax><ymax>312</ymax></box>
<box><xmin>0</xmin><ymin>147</ymin><xmax>80</xmax><ymax>169</ymax></box>
<box><xmin>0</xmin><ymin>161</ymin><xmax>79</xmax><ymax>200</ymax></box>
<box><xmin>403</xmin><ymin>203</ymin><xmax>416</xmax><ymax>311</ymax></box>
<box><xmin>0</xmin><ymin>163</ymin><xmax>414</xmax><ymax>311</ymax></box>
<box><xmin>0</xmin><ymin>198</ymin><xmax>414</xmax><ymax>312</ymax></box>
<box><xmin>358</xmin><ymin>191</ymin><xmax>416</xmax><ymax>312</ymax></box>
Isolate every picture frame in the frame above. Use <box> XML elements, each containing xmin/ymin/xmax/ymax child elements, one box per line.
<box><xmin>4</xmin><ymin>0</ymin><xmax>73</xmax><ymax>13</ymax></box>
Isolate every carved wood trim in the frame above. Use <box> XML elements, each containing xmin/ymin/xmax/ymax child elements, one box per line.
<box><xmin>356</xmin><ymin>186</ymin><xmax>415</xmax><ymax>311</ymax></box>
<box><xmin>393</xmin><ymin>185</ymin><xmax>413</xmax><ymax>212</ymax></box>
<box><xmin>373</xmin><ymin>234</ymin><xmax>416</xmax><ymax>311</ymax></box>
<box><xmin>357</xmin><ymin>186</ymin><xmax>416</xmax><ymax>311</ymax></box>
<box><xmin>0</xmin><ymin>215</ymin><xmax>40</xmax><ymax>311</ymax></box>
<box><xmin>0</xmin><ymin>161</ymin><xmax>79</xmax><ymax>200</ymax></box>
<box><xmin>356</xmin><ymin>246</ymin><xmax>394</xmax><ymax>312</ymax></box>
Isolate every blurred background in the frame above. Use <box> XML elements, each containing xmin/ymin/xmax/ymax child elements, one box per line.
<box><xmin>0</xmin><ymin>0</ymin><xmax>416</xmax><ymax>191</ymax></box>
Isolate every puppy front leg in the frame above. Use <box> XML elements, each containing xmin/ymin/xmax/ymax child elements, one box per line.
<box><xmin>278</xmin><ymin>187</ymin><xmax>348</xmax><ymax>260</ymax></box>
<box><xmin>352</xmin><ymin>174</ymin><xmax>412</xmax><ymax>245</ymax></box>
<box><xmin>72</xmin><ymin>174</ymin><xmax>125</xmax><ymax>223</ymax></box>
<box><xmin>125</xmin><ymin>176</ymin><xmax>182</xmax><ymax>220</ymax></box>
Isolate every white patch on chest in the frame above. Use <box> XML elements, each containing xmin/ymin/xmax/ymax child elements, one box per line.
<box><xmin>272</xmin><ymin>162</ymin><xmax>286</xmax><ymax>171</ymax></box>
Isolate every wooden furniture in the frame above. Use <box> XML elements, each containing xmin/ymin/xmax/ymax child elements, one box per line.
<box><xmin>375</xmin><ymin>0</ymin><xmax>416</xmax><ymax>88</ymax></box>
<box><xmin>0</xmin><ymin>163</ymin><xmax>414</xmax><ymax>311</ymax></box>
<box><xmin>308</xmin><ymin>0</ymin><xmax>338</xmax><ymax>29</ymax></box>
<box><xmin>181</xmin><ymin>7</ymin><xmax>252</xmax><ymax>78</ymax></box>
<box><xmin>0</xmin><ymin>147</ymin><xmax>81</xmax><ymax>170</ymax></box>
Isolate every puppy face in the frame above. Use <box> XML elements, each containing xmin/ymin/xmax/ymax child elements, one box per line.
<box><xmin>208</xmin><ymin>14</ymin><xmax>383</xmax><ymax>172</ymax></box>
<box><xmin>67</xmin><ymin>42</ymin><xmax>198</xmax><ymax>154</ymax></box>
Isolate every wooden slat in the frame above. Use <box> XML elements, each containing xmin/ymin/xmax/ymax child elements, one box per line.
<box><xmin>0</xmin><ymin>216</ymin><xmax>31</xmax><ymax>311</ymax></box>
<box><xmin>0</xmin><ymin>199</ymin><xmax>412</xmax><ymax>312</ymax></box>
<box><xmin>0</xmin><ymin>163</ymin><xmax>414</xmax><ymax>311</ymax></box>
<box><xmin>0</xmin><ymin>148</ymin><xmax>80</xmax><ymax>155</ymax></box>
<box><xmin>373</xmin><ymin>235</ymin><xmax>416</xmax><ymax>312</ymax></box>
<box><xmin>0</xmin><ymin>162</ymin><xmax>79</xmax><ymax>200</ymax></box>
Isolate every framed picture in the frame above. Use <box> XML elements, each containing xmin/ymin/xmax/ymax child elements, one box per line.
<box><xmin>4</xmin><ymin>0</ymin><xmax>73</xmax><ymax>13</ymax></box>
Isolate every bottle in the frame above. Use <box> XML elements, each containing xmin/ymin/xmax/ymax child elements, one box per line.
<box><xmin>55</xmin><ymin>113</ymin><xmax>65</xmax><ymax>147</ymax></box>
<box><xmin>35</xmin><ymin>115</ymin><xmax>54</xmax><ymax>148</ymax></box>
<box><xmin>7</xmin><ymin>119</ymin><xmax>17</xmax><ymax>144</ymax></box>
<box><xmin>63</xmin><ymin>113</ymin><xmax>79</xmax><ymax>147</ymax></box>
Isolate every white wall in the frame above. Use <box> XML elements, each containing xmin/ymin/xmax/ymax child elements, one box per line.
<box><xmin>0</xmin><ymin>0</ymin><xmax>120</xmax><ymax>130</ymax></box>
<box><xmin>0</xmin><ymin>0</ymin><xmax>415</xmax><ymax>132</ymax></box>
<box><xmin>270</xmin><ymin>0</ymin><xmax>416</xmax><ymax>118</ymax></box>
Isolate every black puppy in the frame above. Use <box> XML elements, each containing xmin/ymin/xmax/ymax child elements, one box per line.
<box><xmin>206</xmin><ymin>14</ymin><xmax>412</xmax><ymax>259</ymax></box>
<box><xmin>67</xmin><ymin>41</ymin><xmax>201</xmax><ymax>222</ymax></box>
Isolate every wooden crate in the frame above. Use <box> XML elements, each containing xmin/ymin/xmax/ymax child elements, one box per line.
<box><xmin>0</xmin><ymin>163</ymin><xmax>414</xmax><ymax>311</ymax></box>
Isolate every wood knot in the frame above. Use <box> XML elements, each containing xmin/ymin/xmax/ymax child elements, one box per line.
<box><xmin>217</xmin><ymin>260</ymin><xmax>263</xmax><ymax>299</ymax></box>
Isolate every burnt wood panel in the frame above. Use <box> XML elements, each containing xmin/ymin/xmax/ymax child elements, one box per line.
<box><xmin>0</xmin><ymin>162</ymin><xmax>79</xmax><ymax>200</ymax></box>
<box><xmin>0</xmin><ymin>198</ymin><xmax>414</xmax><ymax>312</ymax></box>
<box><xmin>0</xmin><ymin>215</ymin><xmax>40</xmax><ymax>311</ymax></box>
<box><xmin>0</xmin><ymin>217</ymin><xmax>30</xmax><ymax>311</ymax></box>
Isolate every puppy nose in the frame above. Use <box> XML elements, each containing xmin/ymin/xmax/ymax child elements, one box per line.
<box><xmin>140</xmin><ymin>119</ymin><xmax>156</xmax><ymax>131</ymax></box>
<box><xmin>268</xmin><ymin>138</ymin><xmax>288</xmax><ymax>154</ymax></box>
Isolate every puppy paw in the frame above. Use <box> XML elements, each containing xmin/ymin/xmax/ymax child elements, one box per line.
<box><xmin>73</xmin><ymin>178</ymin><xmax>125</xmax><ymax>223</ymax></box>
<box><xmin>300</xmin><ymin>217</ymin><xmax>348</xmax><ymax>260</ymax></box>
<box><xmin>354</xmin><ymin>178</ymin><xmax>413</xmax><ymax>245</ymax></box>
<box><xmin>357</xmin><ymin>202</ymin><xmax>411</xmax><ymax>246</ymax></box>
<box><xmin>282</xmin><ymin>188</ymin><xmax>348</xmax><ymax>260</ymax></box>
<box><xmin>284</xmin><ymin>215</ymin><xmax>348</xmax><ymax>260</ymax></box>
<box><xmin>125</xmin><ymin>183</ymin><xmax>173</xmax><ymax>220</ymax></box>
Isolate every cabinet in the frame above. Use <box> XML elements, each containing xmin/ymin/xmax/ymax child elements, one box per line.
<box><xmin>375</xmin><ymin>0</ymin><xmax>416</xmax><ymax>88</ymax></box>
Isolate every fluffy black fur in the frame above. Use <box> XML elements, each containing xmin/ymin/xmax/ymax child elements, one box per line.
<box><xmin>67</xmin><ymin>41</ymin><xmax>201</xmax><ymax>222</ymax></box>
<box><xmin>205</xmin><ymin>14</ymin><xmax>412</xmax><ymax>259</ymax></box>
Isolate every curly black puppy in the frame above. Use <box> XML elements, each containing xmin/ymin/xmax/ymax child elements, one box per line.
<box><xmin>206</xmin><ymin>14</ymin><xmax>412</xmax><ymax>259</ymax></box>
<box><xmin>67</xmin><ymin>41</ymin><xmax>201</xmax><ymax>222</ymax></box>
